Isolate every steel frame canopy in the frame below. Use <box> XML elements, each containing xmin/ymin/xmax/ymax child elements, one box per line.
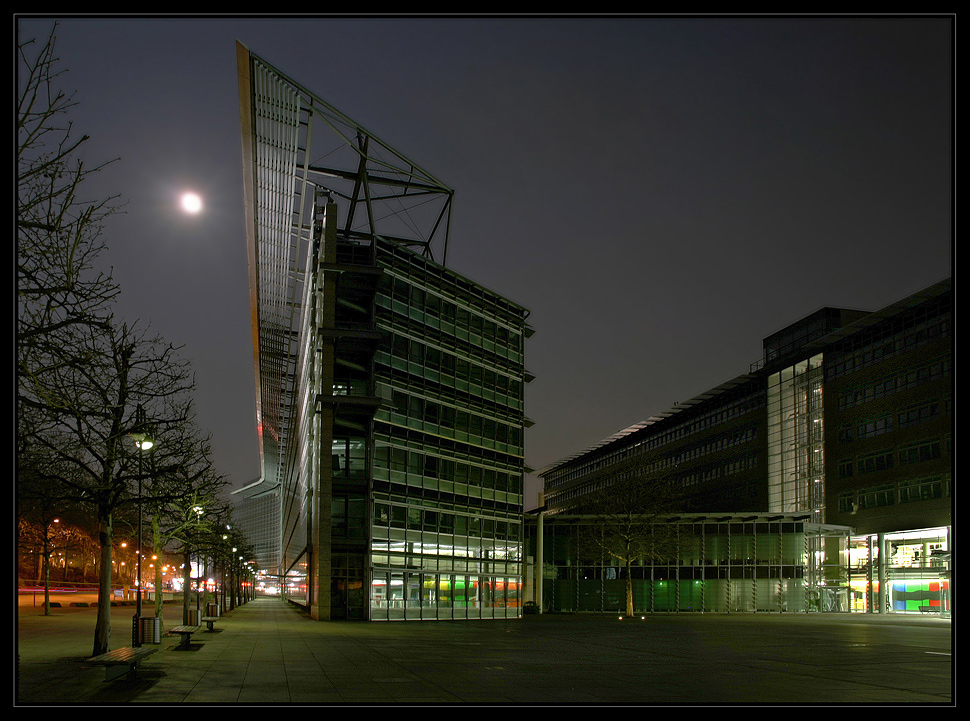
<box><xmin>236</xmin><ymin>41</ymin><xmax>455</xmax><ymax>489</ymax></box>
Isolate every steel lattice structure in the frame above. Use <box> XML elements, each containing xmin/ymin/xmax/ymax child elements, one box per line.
<box><xmin>237</xmin><ymin>42</ymin><xmax>455</xmax><ymax>496</ymax></box>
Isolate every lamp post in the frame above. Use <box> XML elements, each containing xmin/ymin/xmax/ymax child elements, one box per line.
<box><xmin>42</xmin><ymin>518</ymin><xmax>60</xmax><ymax>615</ymax></box>
<box><xmin>231</xmin><ymin>547</ymin><xmax>238</xmax><ymax>610</ymax></box>
<box><xmin>128</xmin><ymin>405</ymin><xmax>154</xmax><ymax>646</ymax></box>
<box><xmin>220</xmin><ymin>529</ymin><xmax>230</xmax><ymax>614</ymax></box>
<box><xmin>192</xmin><ymin>505</ymin><xmax>204</xmax><ymax>621</ymax></box>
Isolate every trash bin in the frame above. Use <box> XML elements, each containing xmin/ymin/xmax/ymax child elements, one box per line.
<box><xmin>139</xmin><ymin>616</ymin><xmax>162</xmax><ymax>644</ymax></box>
<box><xmin>206</xmin><ymin>603</ymin><xmax>219</xmax><ymax>617</ymax></box>
<box><xmin>187</xmin><ymin>608</ymin><xmax>201</xmax><ymax>626</ymax></box>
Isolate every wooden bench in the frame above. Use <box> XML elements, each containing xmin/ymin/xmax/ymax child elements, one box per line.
<box><xmin>201</xmin><ymin>616</ymin><xmax>220</xmax><ymax>632</ymax></box>
<box><xmin>167</xmin><ymin>625</ymin><xmax>202</xmax><ymax>649</ymax></box>
<box><xmin>87</xmin><ymin>646</ymin><xmax>157</xmax><ymax>681</ymax></box>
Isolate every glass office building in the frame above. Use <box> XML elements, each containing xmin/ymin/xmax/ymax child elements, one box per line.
<box><xmin>237</xmin><ymin>44</ymin><xmax>530</xmax><ymax>620</ymax></box>
<box><xmin>535</xmin><ymin>280</ymin><xmax>951</xmax><ymax>616</ymax></box>
<box><xmin>370</xmin><ymin>240</ymin><xmax>529</xmax><ymax>619</ymax></box>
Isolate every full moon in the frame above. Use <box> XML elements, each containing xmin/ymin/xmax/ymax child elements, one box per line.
<box><xmin>180</xmin><ymin>192</ymin><xmax>203</xmax><ymax>214</ymax></box>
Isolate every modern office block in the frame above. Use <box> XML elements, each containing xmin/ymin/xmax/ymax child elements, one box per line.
<box><xmin>535</xmin><ymin>279</ymin><xmax>951</xmax><ymax>615</ymax></box>
<box><xmin>540</xmin><ymin>376</ymin><xmax>768</xmax><ymax>516</ymax></box>
<box><xmin>237</xmin><ymin>44</ymin><xmax>531</xmax><ymax>620</ymax></box>
<box><xmin>370</xmin><ymin>240</ymin><xmax>530</xmax><ymax>620</ymax></box>
<box><xmin>821</xmin><ymin>283</ymin><xmax>952</xmax><ymax>534</ymax></box>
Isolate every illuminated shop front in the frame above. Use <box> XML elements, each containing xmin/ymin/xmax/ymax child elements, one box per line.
<box><xmin>848</xmin><ymin>526</ymin><xmax>951</xmax><ymax>615</ymax></box>
<box><xmin>370</xmin><ymin>574</ymin><xmax>522</xmax><ymax>620</ymax></box>
<box><xmin>370</xmin><ymin>500</ymin><xmax>523</xmax><ymax>620</ymax></box>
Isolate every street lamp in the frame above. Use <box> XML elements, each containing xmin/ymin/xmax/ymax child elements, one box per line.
<box><xmin>41</xmin><ymin>518</ymin><xmax>60</xmax><ymax>615</ymax></box>
<box><xmin>128</xmin><ymin>405</ymin><xmax>154</xmax><ymax>646</ymax></box>
<box><xmin>220</xmin><ymin>529</ymin><xmax>230</xmax><ymax>614</ymax></box>
<box><xmin>192</xmin><ymin>505</ymin><xmax>204</xmax><ymax>621</ymax></box>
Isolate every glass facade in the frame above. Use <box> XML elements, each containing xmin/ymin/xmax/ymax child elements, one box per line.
<box><xmin>273</xmin><ymin>205</ymin><xmax>529</xmax><ymax>620</ymax></box>
<box><xmin>239</xmin><ymin>44</ymin><xmax>530</xmax><ymax>621</ymax></box>
<box><xmin>766</xmin><ymin>353</ymin><xmax>825</xmax><ymax>520</ymax></box>
<box><xmin>369</xmin><ymin>239</ymin><xmax>528</xmax><ymax>620</ymax></box>
<box><xmin>230</xmin><ymin>481</ymin><xmax>282</xmax><ymax>585</ymax></box>
<box><xmin>526</xmin><ymin>514</ymin><xmax>851</xmax><ymax>614</ymax></box>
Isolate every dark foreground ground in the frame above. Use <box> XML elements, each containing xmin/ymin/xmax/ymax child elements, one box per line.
<box><xmin>16</xmin><ymin>595</ymin><xmax>952</xmax><ymax>706</ymax></box>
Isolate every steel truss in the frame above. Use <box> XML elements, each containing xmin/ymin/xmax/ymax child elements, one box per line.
<box><xmin>237</xmin><ymin>42</ymin><xmax>457</xmax><ymax>583</ymax></box>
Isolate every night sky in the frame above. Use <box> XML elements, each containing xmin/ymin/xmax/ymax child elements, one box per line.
<box><xmin>17</xmin><ymin>16</ymin><xmax>953</xmax><ymax>510</ymax></box>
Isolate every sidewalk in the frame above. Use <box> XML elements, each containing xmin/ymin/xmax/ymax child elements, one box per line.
<box><xmin>16</xmin><ymin>596</ymin><xmax>952</xmax><ymax>705</ymax></box>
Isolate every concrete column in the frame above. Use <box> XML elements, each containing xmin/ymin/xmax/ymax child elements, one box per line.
<box><xmin>536</xmin><ymin>512</ymin><xmax>544</xmax><ymax>613</ymax></box>
<box><xmin>309</xmin><ymin>202</ymin><xmax>339</xmax><ymax>621</ymax></box>
<box><xmin>866</xmin><ymin>535</ymin><xmax>873</xmax><ymax>613</ymax></box>
<box><xmin>877</xmin><ymin>533</ymin><xmax>887</xmax><ymax>613</ymax></box>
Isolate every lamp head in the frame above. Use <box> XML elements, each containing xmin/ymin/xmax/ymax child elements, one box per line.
<box><xmin>130</xmin><ymin>432</ymin><xmax>154</xmax><ymax>451</ymax></box>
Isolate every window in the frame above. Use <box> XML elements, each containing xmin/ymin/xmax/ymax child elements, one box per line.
<box><xmin>899</xmin><ymin>439</ymin><xmax>942</xmax><ymax>465</ymax></box>
<box><xmin>408</xmin><ymin>507</ymin><xmax>422</xmax><ymax>531</ymax></box>
<box><xmin>898</xmin><ymin>400</ymin><xmax>942</xmax><ymax>429</ymax></box>
<box><xmin>857</xmin><ymin>415</ymin><xmax>892</xmax><ymax>439</ymax></box>
<box><xmin>899</xmin><ymin>476</ymin><xmax>945</xmax><ymax>503</ymax></box>
<box><xmin>857</xmin><ymin>450</ymin><xmax>894</xmax><ymax>475</ymax></box>
<box><xmin>838</xmin><ymin>425</ymin><xmax>853</xmax><ymax>444</ymax></box>
<box><xmin>838</xmin><ymin>492</ymin><xmax>855</xmax><ymax>513</ymax></box>
<box><xmin>858</xmin><ymin>485</ymin><xmax>895</xmax><ymax>509</ymax></box>
<box><xmin>332</xmin><ymin>436</ymin><xmax>366</xmax><ymax>478</ymax></box>
<box><xmin>331</xmin><ymin>495</ymin><xmax>367</xmax><ymax>538</ymax></box>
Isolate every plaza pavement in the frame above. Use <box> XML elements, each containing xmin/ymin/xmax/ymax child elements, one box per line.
<box><xmin>16</xmin><ymin>595</ymin><xmax>952</xmax><ymax>706</ymax></box>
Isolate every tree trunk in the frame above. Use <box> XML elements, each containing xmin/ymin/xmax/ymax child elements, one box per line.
<box><xmin>625</xmin><ymin>559</ymin><xmax>634</xmax><ymax>617</ymax></box>
<box><xmin>152</xmin><ymin>513</ymin><xmax>164</xmax><ymax>618</ymax></box>
<box><xmin>181</xmin><ymin>548</ymin><xmax>192</xmax><ymax>624</ymax></box>
<box><xmin>92</xmin><ymin>510</ymin><xmax>113</xmax><ymax>657</ymax></box>
<box><xmin>42</xmin><ymin>534</ymin><xmax>52</xmax><ymax>616</ymax></box>
<box><xmin>229</xmin><ymin>562</ymin><xmax>236</xmax><ymax>611</ymax></box>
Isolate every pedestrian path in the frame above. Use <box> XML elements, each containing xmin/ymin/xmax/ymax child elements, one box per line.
<box><xmin>17</xmin><ymin>596</ymin><xmax>474</xmax><ymax>704</ymax></box>
<box><xmin>16</xmin><ymin>596</ymin><xmax>952</xmax><ymax>705</ymax></box>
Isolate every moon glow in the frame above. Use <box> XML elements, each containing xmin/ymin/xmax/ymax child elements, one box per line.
<box><xmin>181</xmin><ymin>192</ymin><xmax>203</xmax><ymax>214</ymax></box>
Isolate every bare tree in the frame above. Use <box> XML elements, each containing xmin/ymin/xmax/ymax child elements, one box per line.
<box><xmin>20</xmin><ymin>320</ymin><xmax>196</xmax><ymax>656</ymax></box>
<box><xmin>219</xmin><ymin>527</ymin><xmax>258</xmax><ymax>611</ymax></box>
<box><xmin>17</xmin><ymin>515</ymin><xmax>73</xmax><ymax>615</ymax></box>
<box><xmin>16</xmin><ymin>25</ymin><xmax>231</xmax><ymax>656</ymax></box>
<box><xmin>17</xmin><ymin>24</ymin><xmax>121</xmax><ymax>396</ymax></box>
<box><xmin>575</xmin><ymin>454</ymin><xmax>686</xmax><ymax>616</ymax></box>
<box><xmin>174</xmin><ymin>496</ymin><xmax>235</xmax><ymax>624</ymax></box>
<box><xmin>140</xmin><ymin>431</ymin><xmax>231</xmax><ymax>621</ymax></box>
<box><xmin>17</xmin><ymin>26</ymin><xmax>126</xmax><ymax>638</ymax></box>
<box><xmin>17</xmin><ymin>418</ymin><xmax>92</xmax><ymax>613</ymax></box>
